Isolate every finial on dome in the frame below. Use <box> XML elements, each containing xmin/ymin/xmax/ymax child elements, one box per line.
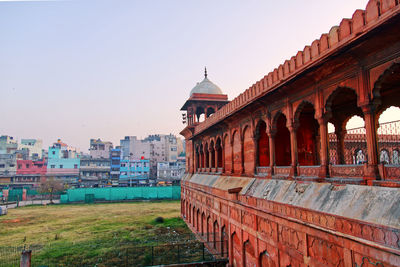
<box><xmin>204</xmin><ymin>67</ymin><xmax>207</xmax><ymax>79</ymax></box>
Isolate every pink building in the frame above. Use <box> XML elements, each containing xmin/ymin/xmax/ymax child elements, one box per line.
<box><xmin>15</xmin><ymin>159</ymin><xmax>47</xmax><ymax>185</ymax></box>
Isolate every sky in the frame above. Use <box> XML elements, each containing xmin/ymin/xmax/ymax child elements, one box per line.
<box><xmin>1</xmin><ymin>0</ymin><xmax>398</xmax><ymax>152</ymax></box>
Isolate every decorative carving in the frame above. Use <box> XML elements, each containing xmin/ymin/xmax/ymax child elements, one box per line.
<box><xmin>297</xmin><ymin>166</ymin><xmax>320</xmax><ymax>177</ymax></box>
<box><xmin>258</xmin><ymin>217</ymin><xmax>274</xmax><ymax>239</ymax></box>
<box><xmin>278</xmin><ymin>225</ymin><xmax>302</xmax><ymax>251</ymax></box>
<box><xmin>308</xmin><ymin>236</ymin><xmax>344</xmax><ymax>267</ymax></box>
<box><xmin>329</xmin><ymin>165</ymin><xmax>364</xmax><ymax>177</ymax></box>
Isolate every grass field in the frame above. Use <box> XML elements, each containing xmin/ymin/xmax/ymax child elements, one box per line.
<box><xmin>0</xmin><ymin>201</ymin><xmax>197</xmax><ymax>266</ymax></box>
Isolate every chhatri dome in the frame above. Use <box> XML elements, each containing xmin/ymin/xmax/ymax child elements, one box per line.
<box><xmin>189</xmin><ymin>68</ymin><xmax>223</xmax><ymax>96</ymax></box>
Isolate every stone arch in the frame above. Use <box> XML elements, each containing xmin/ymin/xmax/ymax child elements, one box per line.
<box><xmin>206</xmin><ymin>106</ymin><xmax>216</xmax><ymax>117</ymax></box>
<box><xmin>204</xmin><ymin>142</ymin><xmax>209</xmax><ymax>168</ymax></box>
<box><xmin>273</xmin><ymin>112</ymin><xmax>291</xmax><ymax>166</ymax></box>
<box><xmin>325</xmin><ymin>87</ymin><xmax>365</xmax><ymax>165</ymax></box>
<box><xmin>210</xmin><ymin>139</ymin><xmax>216</xmax><ymax>168</ymax></box>
<box><xmin>216</xmin><ymin>137</ymin><xmax>223</xmax><ymax>168</ymax></box>
<box><xmin>213</xmin><ymin>220</ymin><xmax>219</xmax><ymax>249</ymax></box>
<box><xmin>221</xmin><ymin>225</ymin><xmax>228</xmax><ymax>257</ymax></box>
<box><xmin>256</xmin><ymin>119</ymin><xmax>270</xmax><ymax>167</ymax></box>
<box><xmin>232</xmin><ymin>130</ymin><xmax>242</xmax><ymax>174</ymax></box>
<box><xmin>207</xmin><ymin>216</ymin><xmax>212</xmax><ymax>242</ymax></box>
<box><xmin>231</xmin><ymin>232</ymin><xmax>241</xmax><ymax>267</ymax></box>
<box><xmin>259</xmin><ymin>250</ymin><xmax>276</xmax><ymax>267</ymax></box>
<box><xmin>199</xmin><ymin>144</ymin><xmax>204</xmax><ymax>169</ymax></box>
<box><xmin>294</xmin><ymin>101</ymin><xmax>320</xmax><ymax>165</ymax></box>
<box><xmin>196</xmin><ymin>208</ymin><xmax>200</xmax><ymax>233</ymax></box>
<box><xmin>201</xmin><ymin>212</ymin><xmax>206</xmax><ymax>236</ymax></box>
<box><xmin>223</xmin><ymin>133</ymin><xmax>232</xmax><ymax>173</ymax></box>
<box><xmin>243</xmin><ymin>239</ymin><xmax>256</xmax><ymax>267</ymax></box>
<box><xmin>242</xmin><ymin>125</ymin><xmax>255</xmax><ymax>174</ymax></box>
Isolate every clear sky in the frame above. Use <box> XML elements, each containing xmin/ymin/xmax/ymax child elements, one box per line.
<box><xmin>1</xmin><ymin>0</ymin><xmax>396</xmax><ymax>152</ymax></box>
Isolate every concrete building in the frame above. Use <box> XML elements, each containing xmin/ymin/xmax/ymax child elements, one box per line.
<box><xmin>79</xmin><ymin>157</ymin><xmax>110</xmax><ymax>187</ymax></box>
<box><xmin>18</xmin><ymin>139</ymin><xmax>43</xmax><ymax>160</ymax></box>
<box><xmin>180</xmin><ymin>3</ymin><xmax>400</xmax><ymax>266</ymax></box>
<box><xmin>14</xmin><ymin>159</ymin><xmax>46</xmax><ymax>186</ymax></box>
<box><xmin>89</xmin><ymin>139</ymin><xmax>113</xmax><ymax>159</ymax></box>
<box><xmin>0</xmin><ymin>135</ymin><xmax>18</xmax><ymax>154</ymax></box>
<box><xmin>120</xmin><ymin>136</ymin><xmax>150</xmax><ymax>160</ymax></box>
<box><xmin>156</xmin><ymin>160</ymin><xmax>185</xmax><ymax>181</ymax></box>
<box><xmin>119</xmin><ymin>158</ymin><xmax>150</xmax><ymax>186</ymax></box>
<box><xmin>110</xmin><ymin>148</ymin><xmax>121</xmax><ymax>186</ymax></box>
<box><xmin>47</xmin><ymin>140</ymin><xmax>80</xmax><ymax>186</ymax></box>
<box><xmin>0</xmin><ymin>154</ymin><xmax>16</xmax><ymax>184</ymax></box>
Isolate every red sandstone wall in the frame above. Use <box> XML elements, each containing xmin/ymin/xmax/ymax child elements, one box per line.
<box><xmin>182</xmin><ymin>179</ymin><xmax>400</xmax><ymax>267</ymax></box>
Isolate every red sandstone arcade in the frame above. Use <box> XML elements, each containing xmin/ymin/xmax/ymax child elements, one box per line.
<box><xmin>180</xmin><ymin>1</ymin><xmax>400</xmax><ymax>266</ymax></box>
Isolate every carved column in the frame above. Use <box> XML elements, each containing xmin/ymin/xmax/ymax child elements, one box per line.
<box><xmin>253</xmin><ymin>134</ymin><xmax>259</xmax><ymax>175</ymax></box>
<box><xmin>288</xmin><ymin>122</ymin><xmax>299</xmax><ymax>177</ymax></box>
<box><xmin>317</xmin><ymin>117</ymin><xmax>329</xmax><ymax>178</ymax></box>
<box><xmin>214</xmin><ymin>145</ymin><xmax>218</xmax><ymax>171</ymax></box>
<box><xmin>335</xmin><ymin>125</ymin><xmax>346</xmax><ymax>165</ymax></box>
<box><xmin>361</xmin><ymin>104</ymin><xmax>380</xmax><ymax>181</ymax></box>
<box><xmin>268</xmin><ymin>130</ymin><xmax>276</xmax><ymax>177</ymax></box>
<box><xmin>221</xmin><ymin>142</ymin><xmax>225</xmax><ymax>173</ymax></box>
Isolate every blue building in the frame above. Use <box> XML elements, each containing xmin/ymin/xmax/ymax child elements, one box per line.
<box><xmin>119</xmin><ymin>158</ymin><xmax>150</xmax><ymax>186</ymax></box>
<box><xmin>47</xmin><ymin>140</ymin><xmax>80</xmax><ymax>186</ymax></box>
<box><xmin>110</xmin><ymin>148</ymin><xmax>121</xmax><ymax>186</ymax></box>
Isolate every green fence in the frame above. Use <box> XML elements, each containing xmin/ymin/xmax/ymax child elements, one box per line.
<box><xmin>60</xmin><ymin>186</ymin><xmax>181</xmax><ymax>203</ymax></box>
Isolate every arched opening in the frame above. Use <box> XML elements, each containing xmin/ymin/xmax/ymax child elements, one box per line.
<box><xmin>221</xmin><ymin>226</ymin><xmax>227</xmax><ymax>257</ymax></box>
<box><xmin>232</xmin><ymin>131</ymin><xmax>242</xmax><ymax>173</ymax></box>
<box><xmin>210</xmin><ymin>140</ymin><xmax>215</xmax><ymax>168</ymax></box>
<box><xmin>196</xmin><ymin>106</ymin><xmax>205</xmax><ymax>123</ymax></box>
<box><xmin>243</xmin><ymin>126</ymin><xmax>255</xmax><ymax>174</ymax></box>
<box><xmin>216</xmin><ymin>138</ymin><xmax>223</xmax><ymax>168</ymax></box>
<box><xmin>374</xmin><ymin>64</ymin><xmax>400</xmax><ymax>166</ymax></box>
<box><xmin>274</xmin><ymin>113</ymin><xmax>291</xmax><ymax>166</ymax></box>
<box><xmin>201</xmin><ymin>212</ymin><xmax>205</xmax><ymax>236</ymax></box>
<box><xmin>326</xmin><ymin>87</ymin><xmax>365</xmax><ymax>165</ymax></box>
<box><xmin>207</xmin><ymin>216</ymin><xmax>212</xmax><ymax>242</ymax></box>
<box><xmin>188</xmin><ymin>204</ymin><xmax>192</xmax><ymax>224</ymax></box>
<box><xmin>224</xmin><ymin>135</ymin><xmax>231</xmax><ymax>172</ymax></box>
<box><xmin>196</xmin><ymin>209</ymin><xmax>200</xmax><ymax>232</ymax></box>
<box><xmin>295</xmin><ymin>102</ymin><xmax>320</xmax><ymax>166</ymax></box>
<box><xmin>256</xmin><ymin>120</ymin><xmax>270</xmax><ymax>167</ymax></box>
<box><xmin>195</xmin><ymin>146</ymin><xmax>200</xmax><ymax>172</ymax></box>
<box><xmin>199</xmin><ymin>144</ymin><xmax>204</xmax><ymax>169</ymax></box>
<box><xmin>231</xmin><ymin>233</ymin><xmax>241</xmax><ymax>267</ymax></box>
<box><xmin>243</xmin><ymin>240</ymin><xmax>256</xmax><ymax>267</ymax></box>
<box><xmin>259</xmin><ymin>250</ymin><xmax>276</xmax><ymax>267</ymax></box>
<box><xmin>206</xmin><ymin>107</ymin><xmax>215</xmax><ymax>118</ymax></box>
<box><xmin>192</xmin><ymin>206</ymin><xmax>196</xmax><ymax>227</ymax></box>
<box><xmin>213</xmin><ymin>221</ymin><xmax>219</xmax><ymax>249</ymax></box>
<box><xmin>204</xmin><ymin>143</ymin><xmax>209</xmax><ymax>168</ymax></box>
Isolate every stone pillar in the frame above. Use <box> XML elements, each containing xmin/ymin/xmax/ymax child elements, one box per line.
<box><xmin>335</xmin><ymin>125</ymin><xmax>346</xmax><ymax>165</ymax></box>
<box><xmin>288</xmin><ymin>123</ymin><xmax>298</xmax><ymax>177</ymax></box>
<box><xmin>20</xmin><ymin>250</ymin><xmax>31</xmax><ymax>267</ymax></box>
<box><xmin>268</xmin><ymin>130</ymin><xmax>276</xmax><ymax>176</ymax></box>
<box><xmin>361</xmin><ymin>105</ymin><xmax>380</xmax><ymax>181</ymax></box>
<box><xmin>221</xmin><ymin>143</ymin><xmax>225</xmax><ymax>173</ymax></box>
<box><xmin>214</xmin><ymin>146</ymin><xmax>218</xmax><ymax>170</ymax></box>
<box><xmin>318</xmin><ymin>117</ymin><xmax>329</xmax><ymax>178</ymax></box>
<box><xmin>253</xmin><ymin>136</ymin><xmax>259</xmax><ymax>175</ymax></box>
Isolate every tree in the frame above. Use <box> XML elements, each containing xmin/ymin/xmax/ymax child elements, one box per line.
<box><xmin>38</xmin><ymin>177</ymin><xmax>64</xmax><ymax>204</ymax></box>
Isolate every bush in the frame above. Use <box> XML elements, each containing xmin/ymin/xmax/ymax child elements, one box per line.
<box><xmin>154</xmin><ymin>217</ymin><xmax>164</xmax><ymax>223</ymax></box>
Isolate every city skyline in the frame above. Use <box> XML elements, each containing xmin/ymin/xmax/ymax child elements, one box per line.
<box><xmin>1</xmin><ymin>0</ymin><xmax>390</xmax><ymax>151</ymax></box>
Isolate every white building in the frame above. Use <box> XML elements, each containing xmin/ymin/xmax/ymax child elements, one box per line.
<box><xmin>18</xmin><ymin>139</ymin><xmax>43</xmax><ymax>160</ymax></box>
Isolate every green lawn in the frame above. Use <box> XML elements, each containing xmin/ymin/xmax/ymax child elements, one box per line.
<box><xmin>0</xmin><ymin>201</ymin><xmax>197</xmax><ymax>266</ymax></box>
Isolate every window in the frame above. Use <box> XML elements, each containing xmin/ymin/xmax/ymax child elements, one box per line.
<box><xmin>0</xmin><ymin>164</ymin><xmax>5</xmax><ymax>168</ymax></box>
<box><xmin>52</xmin><ymin>151</ymin><xmax>55</xmax><ymax>155</ymax></box>
<box><xmin>74</xmin><ymin>164</ymin><xmax>78</xmax><ymax>169</ymax></box>
<box><xmin>51</xmin><ymin>165</ymin><xmax>55</xmax><ymax>168</ymax></box>
<box><xmin>18</xmin><ymin>164</ymin><xmax>22</xmax><ymax>169</ymax></box>
<box><xmin>60</xmin><ymin>165</ymin><xmax>63</xmax><ymax>169</ymax></box>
